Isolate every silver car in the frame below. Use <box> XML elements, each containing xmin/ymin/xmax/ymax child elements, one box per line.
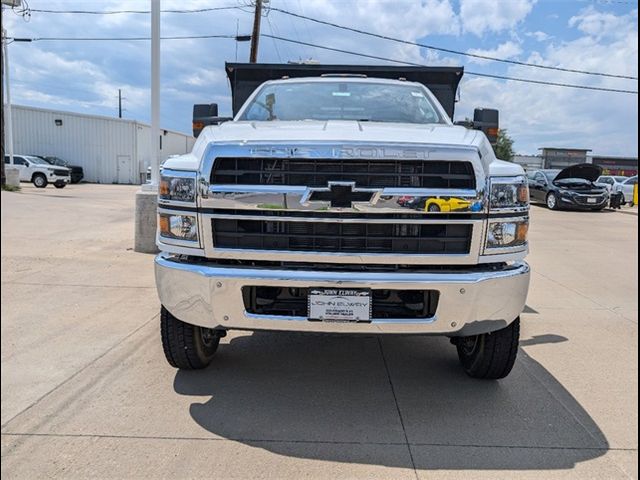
<box><xmin>618</xmin><ymin>176</ymin><xmax>638</xmax><ymax>205</ymax></box>
<box><xmin>595</xmin><ymin>175</ymin><xmax>628</xmax><ymax>193</ymax></box>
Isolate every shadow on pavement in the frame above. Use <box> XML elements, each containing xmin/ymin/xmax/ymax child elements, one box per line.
<box><xmin>174</xmin><ymin>331</ymin><xmax>607</xmax><ymax>471</ymax></box>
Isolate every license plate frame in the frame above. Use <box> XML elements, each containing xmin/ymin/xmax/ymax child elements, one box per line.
<box><xmin>308</xmin><ymin>288</ymin><xmax>372</xmax><ymax>322</ymax></box>
<box><xmin>587</xmin><ymin>197</ymin><xmax>598</xmax><ymax>204</ymax></box>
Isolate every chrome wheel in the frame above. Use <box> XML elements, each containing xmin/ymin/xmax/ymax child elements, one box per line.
<box><xmin>33</xmin><ymin>175</ymin><xmax>47</xmax><ymax>188</ymax></box>
<box><xmin>546</xmin><ymin>193</ymin><xmax>557</xmax><ymax>210</ymax></box>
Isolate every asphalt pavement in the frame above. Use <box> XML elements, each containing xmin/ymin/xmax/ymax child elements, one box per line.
<box><xmin>1</xmin><ymin>183</ymin><xmax>637</xmax><ymax>479</ymax></box>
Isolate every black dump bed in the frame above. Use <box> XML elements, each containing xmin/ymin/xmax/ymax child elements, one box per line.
<box><xmin>225</xmin><ymin>63</ymin><xmax>464</xmax><ymax>120</ymax></box>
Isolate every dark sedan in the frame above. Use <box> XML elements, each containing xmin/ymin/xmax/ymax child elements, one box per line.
<box><xmin>37</xmin><ymin>156</ymin><xmax>84</xmax><ymax>183</ymax></box>
<box><xmin>528</xmin><ymin>164</ymin><xmax>609</xmax><ymax>211</ymax></box>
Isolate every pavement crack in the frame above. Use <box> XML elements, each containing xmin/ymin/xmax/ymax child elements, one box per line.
<box><xmin>2</xmin><ymin>432</ymin><xmax>637</xmax><ymax>452</ymax></box>
<box><xmin>377</xmin><ymin>337</ymin><xmax>419</xmax><ymax>480</ymax></box>
<box><xmin>0</xmin><ymin>314</ymin><xmax>158</xmax><ymax>431</ymax></box>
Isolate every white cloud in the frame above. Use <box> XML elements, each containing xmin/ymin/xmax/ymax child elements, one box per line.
<box><xmin>466</xmin><ymin>41</ymin><xmax>523</xmax><ymax>64</ymax></box>
<box><xmin>301</xmin><ymin>0</ymin><xmax>460</xmax><ymax>39</ymax></box>
<box><xmin>526</xmin><ymin>31</ymin><xmax>552</xmax><ymax>42</ymax></box>
<box><xmin>3</xmin><ymin>0</ymin><xmax>637</xmax><ymax>157</ymax></box>
<box><xmin>569</xmin><ymin>6</ymin><xmax>638</xmax><ymax>40</ymax></box>
<box><xmin>460</xmin><ymin>0</ymin><xmax>536</xmax><ymax>36</ymax></box>
<box><xmin>457</xmin><ymin>8</ymin><xmax>638</xmax><ymax>156</ymax></box>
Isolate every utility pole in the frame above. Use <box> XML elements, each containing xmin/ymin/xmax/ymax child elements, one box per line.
<box><xmin>149</xmin><ymin>0</ymin><xmax>160</xmax><ymax>187</ymax></box>
<box><xmin>134</xmin><ymin>0</ymin><xmax>161</xmax><ymax>253</ymax></box>
<box><xmin>249</xmin><ymin>0</ymin><xmax>263</xmax><ymax>63</ymax></box>
<box><xmin>118</xmin><ymin>88</ymin><xmax>122</xmax><ymax>118</ymax></box>
<box><xmin>1</xmin><ymin>26</ymin><xmax>6</xmax><ymax>186</ymax></box>
<box><xmin>2</xmin><ymin>26</ymin><xmax>15</xmax><ymax>184</ymax></box>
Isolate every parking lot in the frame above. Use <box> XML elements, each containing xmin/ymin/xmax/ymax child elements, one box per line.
<box><xmin>1</xmin><ymin>183</ymin><xmax>637</xmax><ymax>479</ymax></box>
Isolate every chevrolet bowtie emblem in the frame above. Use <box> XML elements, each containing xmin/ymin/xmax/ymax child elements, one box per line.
<box><xmin>303</xmin><ymin>182</ymin><xmax>381</xmax><ymax>208</ymax></box>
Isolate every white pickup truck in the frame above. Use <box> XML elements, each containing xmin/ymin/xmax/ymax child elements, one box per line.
<box><xmin>154</xmin><ymin>64</ymin><xmax>530</xmax><ymax>380</ymax></box>
<box><xmin>4</xmin><ymin>154</ymin><xmax>71</xmax><ymax>188</ymax></box>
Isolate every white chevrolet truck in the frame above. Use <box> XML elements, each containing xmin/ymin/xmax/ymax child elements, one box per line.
<box><xmin>155</xmin><ymin>63</ymin><xmax>530</xmax><ymax>379</ymax></box>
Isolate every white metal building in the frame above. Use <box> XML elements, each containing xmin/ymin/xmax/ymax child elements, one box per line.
<box><xmin>7</xmin><ymin>105</ymin><xmax>196</xmax><ymax>184</ymax></box>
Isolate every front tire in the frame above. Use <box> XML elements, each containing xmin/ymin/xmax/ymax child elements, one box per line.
<box><xmin>546</xmin><ymin>192</ymin><xmax>559</xmax><ymax>210</ymax></box>
<box><xmin>427</xmin><ymin>203</ymin><xmax>441</xmax><ymax>212</ymax></box>
<box><xmin>33</xmin><ymin>174</ymin><xmax>48</xmax><ymax>188</ymax></box>
<box><xmin>160</xmin><ymin>306</ymin><xmax>220</xmax><ymax>369</ymax></box>
<box><xmin>455</xmin><ymin>317</ymin><xmax>520</xmax><ymax>380</ymax></box>
<box><xmin>54</xmin><ymin>183</ymin><xmax>66</xmax><ymax>189</ymax></box>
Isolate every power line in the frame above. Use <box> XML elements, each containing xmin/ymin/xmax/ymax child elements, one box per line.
<box><xmin>262</xmin><ymin>34</ymin><xmax>639</xmax><ymax>94</ymax></box>
<box><xmin>269</xmin><ymin>6</ymin><xmax>638</xmax><ymax>81</ymax></box>
<box><xmin>29</xmin><ymin>6</ymin><xmax>240</xmax><ymax>15</ymax></box>
<box><xmin>9</xmin><ymin>33</ymin><xmax>637</xmax><ymax>94</ymax></box>
<box><xmin>11</xmin><ymin>35</ymin><xmax>238</xmax><ymax>41</ymax></box>
<box><xmin>28</xmin><ymin>3</ymin><xmax>638</xmax><ymax>80</ymax></box>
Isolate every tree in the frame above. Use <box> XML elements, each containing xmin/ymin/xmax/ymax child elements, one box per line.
<box><xmin>494</xmin><ymin>129</ymin><xmax>515</xmax><ymax>162</ymax></box>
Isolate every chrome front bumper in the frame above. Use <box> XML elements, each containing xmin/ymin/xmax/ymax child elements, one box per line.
<box><xmin>155</xmin><ymin>254</ymin><xmax>530</xmax><ymax>336</ymax></box>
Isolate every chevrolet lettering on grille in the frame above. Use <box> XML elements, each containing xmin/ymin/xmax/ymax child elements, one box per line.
<box><xmin>302</xmin><ymin>182</ymin><xmax>381</xmax><ymax>208</ymax></box>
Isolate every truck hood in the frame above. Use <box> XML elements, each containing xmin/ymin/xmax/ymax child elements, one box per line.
<box><xmin>554</xmin><ymin>163</ymin><xmax>602</xmax><ymax>182</ymax></box>
<box><xmin>210</xmin><ymin>120</ymin><xmax>479</xmax><ymax>148</ymax></box>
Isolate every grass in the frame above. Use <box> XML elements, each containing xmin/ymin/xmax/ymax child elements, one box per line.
<box><xmin>1</xmin><ymin>184</ymin><xmax>21</xmax><ymax>192</ymax></box>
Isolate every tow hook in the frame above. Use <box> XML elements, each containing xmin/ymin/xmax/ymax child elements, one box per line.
<box><xmin>214</xmin><ymin>329</ymin><xmax>227</xmax><ymax>338</ymax></box>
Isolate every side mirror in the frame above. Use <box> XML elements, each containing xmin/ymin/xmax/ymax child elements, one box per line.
<box><xmin>473</xmin><ymin>108</ymin><xmax>499</xmax><ymax>145</ymax></box>
<box><xmin>192</xmin><ymin>103</ymin><xmax>232</xmax><ymax>138</ymax></box>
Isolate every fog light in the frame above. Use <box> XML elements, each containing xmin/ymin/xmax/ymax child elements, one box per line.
<box><xmin>159</xmin><ymin>213</ymin><xmax>198</xmax><ymax>242</ymax></box>
<box><xmin>486</xmin><ymin>220</ymin><xmax>528</xmax><ymax>249</ymax></box>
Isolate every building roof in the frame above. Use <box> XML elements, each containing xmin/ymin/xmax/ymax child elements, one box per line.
<box><xmin>12</xmin><ymin>104</ymin><xmax>192</xmax><ymax>138</ymax></box>
<box><xmin>538</xmin><ymin>147</ymin><xmax>592</xmax><ymax>152</ymax></box>
<box><xmin>590</xmin><ymin>154</ymin><xmax>638</xmax><ymax>161</ymax></box>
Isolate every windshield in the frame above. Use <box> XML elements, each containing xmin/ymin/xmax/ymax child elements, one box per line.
<box><xmin>543</xmin><ymin>170</ymin><xmax>560</xmax><ymax>181</ymax></box>
<box><xmin>614</xmin><ymin>176</ymin><xmax>628</xmax><ymax>182</ymax></box>
<box><xmin>239</xmin><ymin>81</ymin><xmax>444</xmax><ymax>124</ymax></box>
<box><xmin>25</xmin><ymin>156</ymin><xmax>51</xmax><ymax>165</ymax></box>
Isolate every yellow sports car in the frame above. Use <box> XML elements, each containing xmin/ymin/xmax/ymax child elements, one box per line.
<box><xmin>424</xmin><ymin>197</ymin><xmax>472</xmax><ymax>212</ymax></box>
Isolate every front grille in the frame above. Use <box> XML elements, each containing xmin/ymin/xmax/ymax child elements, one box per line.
<box><xmin>212</xmin><ymin>219</ymin><xmax>472</xmax><ymax>255</ymax></box>
<box><xmin>53</xmin><ymin>169</ymin><xmax>69</xmax><ymax>176</ymax></box>
<box><xmin>211</xmin><ymin>158</ymin><xmax>476</xmax><ymax>189</ymax></box>
<box><xmin>243</xmin><ymin>286</ymin><xmax>440</xmax><ymax>319</ymax></box>
<box><xmin>574</xmin><ymin>194</ymin><xmax>606</xmax><ymax>205</ymax></box>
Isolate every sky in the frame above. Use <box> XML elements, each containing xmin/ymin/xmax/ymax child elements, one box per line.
<box><xmin>3</xmin><ymin>0</ymin><xmax>638</xmax><ymax>156</ymax></box>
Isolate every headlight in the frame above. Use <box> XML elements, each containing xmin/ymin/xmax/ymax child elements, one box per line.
<box><xmin>486</xmin><ymin>219</ymin><xmax>528</xmax><ymax>250</ymax></box>
<box><xmin>489</xmin><ymin>176</ymin><xmax>529</xmax><ymax>211</ymax></box>
<box><xmin>159</xmin><ymin>213</ymin><xmax>198</xmax><ymax>242</ymax></box>
<box><xmin>159</xmin><ymin>174</ymin><xmax>196</xmax><ymax>203</ymax></box>
<box><xmin>559</xmin><ymin>189</ymin><xmax>575</xmax><ymax>199</ymax></box>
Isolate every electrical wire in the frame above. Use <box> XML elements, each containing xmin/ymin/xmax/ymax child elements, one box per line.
<box><xmin>268</xmin><ymin>6</ymin><xmax>638</xmax><ymax>81</ymax></box>
<box><xmin>261</xmin><ymin>34</ymin><xmax>639</xmax><ymax>94</ymax></box>
<box><xmin>27</xmin><ymin>3</ymin><xmax>638</xmax><ymax>80</ymax></box>
<box><xmin>12</xmin><ymin>35</ymin><xmax>238</xmax><ymax>41</ymax></box>
<box><xmin>8</xmin><ymin>33</ymin><xmax>637</xmax><ymax>93</ymax></box>
<box><xmin>29</xmin><ymin>6</ymin><xmax>240</xmax><ymax>15</ymax></box>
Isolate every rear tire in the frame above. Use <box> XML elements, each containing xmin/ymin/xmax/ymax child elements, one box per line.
<box><xmin>160</xmin><ymin>306</ymin><xmax>220</xmax><ymax>369</ymax></box>
<box><xmin>33</xmin><ymin>174</ymin><xmax>48</xmax><ymax>188</ymax></box>
<box><xmin>427</xmin><ymin>203</ymin><xmax>441</xmax><ymax>212</ymax></box>
<box><xmin>54</xmin><ymin>183</ymin><xmax>66</xmax><ymax>189</ymax></box>
<box><xmin>455</xmin><ymin>317</ymin><xmax>520</xmax><ymax>380</ymax></box>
